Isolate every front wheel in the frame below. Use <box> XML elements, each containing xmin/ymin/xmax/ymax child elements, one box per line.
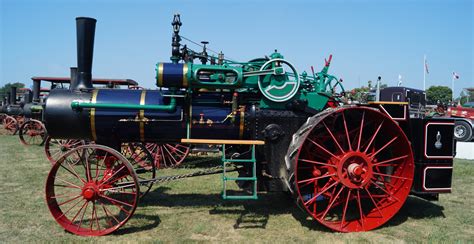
<box><xmin>45</xmin><ymin>144</ymin><xmax>140</xmax><ymax>236</ymax></box>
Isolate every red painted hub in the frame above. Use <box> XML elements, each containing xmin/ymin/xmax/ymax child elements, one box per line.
<box><xmin>337</xmin><ymin>152</ymin><xmax>373</xmax><ymax>189</ymax></box>
<box><xmin>81</xmin><ymin>183</ymin><xmax>99</xmax><ymax>201</ymax></box>
<box><xmin>293</xmin><ymin>107</ymin><xmax>414</xmax><ymax>232</ymax></box>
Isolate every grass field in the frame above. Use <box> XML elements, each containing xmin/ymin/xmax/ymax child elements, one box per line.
<box><xmin>0</xmin><ymin>133</ymin><xmax>473</xmax><ymax>243</ymax></box>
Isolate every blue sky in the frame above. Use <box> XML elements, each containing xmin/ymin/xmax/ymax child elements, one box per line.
<box><xmin>1</xmin><ymin>0</ymin><xmax>472</xmax><ymax>97</ymax></box>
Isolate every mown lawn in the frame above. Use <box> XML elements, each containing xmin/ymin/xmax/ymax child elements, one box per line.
<box><xmin>0</xmin><ymin>133</ymin><xmax>473</xmax><ymax>243</ymax></box>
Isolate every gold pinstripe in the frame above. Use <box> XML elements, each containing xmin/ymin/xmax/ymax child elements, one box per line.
<box><xmin>139</xmin><ymin>90</ymin><xmax>146</xmax><ymax>142</ymax></box>
<box><xmin>158</xmin><ymin>63</ymin><xmax>164</xmax><ymax>87</ymax></box>
<box><xmin>182</xmin><ymin>63</ymin><xmax>189</xmax><ymax>87</ymax></box>
<box><xmin>90</xmin><ymin>89</ymin><xmax>98</xmax><ymax>141</ymax></box>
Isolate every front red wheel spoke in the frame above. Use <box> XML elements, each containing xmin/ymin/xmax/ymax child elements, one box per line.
<box><xmin>98</xmin><ymin>165</ymin><xmax>126</xmax><ymax>187</ymax></box>
<box><xmin>99</xmin><ymin>195</ymin><xmax>134</xmax><ymax>208</ymax></box>
<box><xmin>57</xmin><ymin>194</ymin><xmax>83</xmax><ymax>206</ymax></box>
<box><xmin>77</xmin><ymin>201</ymin><xmax>89</xmax><ymax>231</ymax></box>
<box><xmin>54</xmin><ymin>176</ymin><xmax>82</xmax><ymax>189</ymax></box>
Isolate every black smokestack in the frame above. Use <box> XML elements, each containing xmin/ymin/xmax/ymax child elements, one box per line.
<box><xmin>72</xmin><ymin>17</ymin><xmax>96</xmax><ymax>90</ymax></box>
<box><xmin>6</xmin><ymin>93</ymin><xmax>11</xmax><ymax>105</ymax></box>
<box><xmin>32</xmin><ymin>79</ymin><xmax>41</xmax><ymax>103</ymax></box>
<box><xmin>10</xmin><ymin>87</ymin><xmax>17</xmax><ymax>105</ymax></box>
<box><xmin>69</xmin><ymin>67</ymin><xmax>78</xmax><ymax>90</ymax></box>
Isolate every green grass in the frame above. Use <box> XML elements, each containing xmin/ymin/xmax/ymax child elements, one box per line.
<box><xmin>0</xmin><ymin>133</ymin><xmax>473</xmax><ymax>243</ymax></box>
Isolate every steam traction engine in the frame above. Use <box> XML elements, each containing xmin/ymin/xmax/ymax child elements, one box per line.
<box><xmin>43</xmin><ymin>16</ymin><xmax>456</xmax><ymax>235</ymax></box>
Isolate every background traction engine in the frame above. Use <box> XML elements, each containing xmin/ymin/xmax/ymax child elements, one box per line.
<box><xmin>42</xmin><ymin>15</ymin><xmax>456</xmax><ymax>236</ymax></box>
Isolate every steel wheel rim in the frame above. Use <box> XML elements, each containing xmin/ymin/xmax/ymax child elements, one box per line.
<box><xmin>146</xmin><ymin>143</ymin><xmax>190</xmax><ymax>168</ymax></box>
<box><xmin>45</xmin><ymin>144</ymin><xmax>139</xmax><ymax>236</ymax></box>
<box><xmin>121</xmin><ymin>143</ymin><xmax>156</xmax><ymax>198</ymax></box>
<box><xmin>294</xmin><ymin>107</ymin><xmax>414</xmax><ymax>232</ymax></box>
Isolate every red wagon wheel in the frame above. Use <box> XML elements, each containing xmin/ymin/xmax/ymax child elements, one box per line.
<box><xmin>19</xmin><ymin>119</ymin><xmax>47</xmax><ymax>146</ymax></box>
<box><xmin>145</xmin><ymin>143</ymin><xmax>190</xmax><ymax>168</ymax></box>
<box><xmin>46</xmin><ymin>144</ymin><xmax>139</xmax><ymax>236</ymax></box>
<box><xmin>44</xmin><ymin>136</ymin><xmax>85</xmax><ymax>164</ymax></box>
<box><xmin>289</xmin><ymin>107</ymin><xmax>414</xmax><ymax>232</ymax></box>
<box><xmin>121</xmin><ymin>143</ymin><xmax>156</xmax><ymax>198</ymax></box>
<box><xmin>3</xmin><ymin>115</ymin><xmax>19</xmax><ymax>135</ymax></box>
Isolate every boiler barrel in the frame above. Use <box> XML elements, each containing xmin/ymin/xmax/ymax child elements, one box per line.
<box><xmin>44</xmin><ymin>89</ymin><xmax>245</xmax><ymax>143</ymax></box>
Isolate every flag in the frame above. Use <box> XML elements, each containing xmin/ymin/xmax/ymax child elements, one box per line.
<box><xmin>424</xmin><ymin>58</ymin><xmax>429</xmax><ymax>74</ymax></box>
<box><xmin>452</xmin><ymin>72</ymin><xmax>460</xmax><ymax>80</ymax></box>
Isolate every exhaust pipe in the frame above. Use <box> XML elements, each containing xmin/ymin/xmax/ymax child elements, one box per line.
<box><xmin>71</xmin><ymin>17</ymin><xmax>96</xmax><ymax>90</ymax></box>
<box><xmin>69</xmin><ymin>67</ymin><xmax>78</xmax><ymax>90</ymax></box>
<box><xmin>10</xmin><ymin>87</ymin><xmax>17</xmax><ymax>105</ymax></box>
<box><xmin>32</xmin><ymin>79</ymin><xmax>41</xmax><ymax>103</ymax></box>
<box><xmin>6</xmin><ymin>92</ymin><xmax>11</xmax><ymax>105</ymax></box>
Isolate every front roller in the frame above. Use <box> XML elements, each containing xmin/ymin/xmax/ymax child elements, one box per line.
<box><xmin>286</xmin><ymin>106</ymin><xmax>414</xmax><ymax>232</ymax></box>
<box><xmin>46</xmin><ymin>144</ymin><xmax>140</xmax><ymax>236</ymax></box>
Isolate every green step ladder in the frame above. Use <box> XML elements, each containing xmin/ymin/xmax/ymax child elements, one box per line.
<box><xmin>180</xmin><ymin>139</ymin><xmax>264</xmax><ymax>200</ymax></box>
<box><xmin>222</xmin><ymin>144</ymin><xmax>258</xmax><ymax>200</ymax></box>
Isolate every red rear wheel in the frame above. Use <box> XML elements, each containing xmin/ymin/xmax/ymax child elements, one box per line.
<box><xmin>44</xmin><ymin>136</ymin><xmax>85</xmax><ymax>164</ymax></box>
<box><xmin>19</xmin><ymin>119</ymin><xmax>47</xmax><ymax>145</ymax></box>
<box><xmin>288</xmin><ymin>107</ymin><xmax>414</xmax><ymax>232</ymax></box>
<box><xmin>146</xmin><ymin>143</ymin><xmax>190</xmax><ymax>168</ymax></box>
<box><xmin>45</xmin><ymin>144</ymin><xmax>139</xmax><ymax>236</ymax></box>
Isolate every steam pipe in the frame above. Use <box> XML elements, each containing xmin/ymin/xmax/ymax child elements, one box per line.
<box><xmin>71</xmin><ymin>97</ymin><xmax>177</xmax><ymax>112</ymax></box>
<box><xmin>72</xmin><ymin>17</ymin><xmax>96</xmax><ymax>90</ymax></box>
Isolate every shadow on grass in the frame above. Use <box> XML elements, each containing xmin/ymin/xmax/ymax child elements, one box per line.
<box><xmin>134</xmin><ymin>187</ymin><xmax>446</xmax><ymax>233</ymax></box>
<box><xmin>113</xmin><ymin>213</ymin><xmax>161</xmax><ymax>235</ymax></box>
<box><xmin>139</xmin><ymin>187</ymin><xmax>330</xmax><ymax>231</ymax></box>
<box><xmin>382</xmin><ymin>196</ymin><xmax>445</xmax><ymax>229</ymax></box>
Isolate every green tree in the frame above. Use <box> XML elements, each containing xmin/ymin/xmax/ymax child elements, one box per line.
<box><xmin>0</xmin><ymin>82</ymin><xmax>25</xmax><ymax>98</ymax></box>
<box><xmin>426</xmin><ymin>86</ymin><xmax>452</xmax><ymax>104</ymax></box>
